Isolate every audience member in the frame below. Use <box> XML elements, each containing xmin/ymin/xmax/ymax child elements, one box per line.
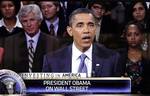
<box><xmin>39</xmin><ymin>1</ymin><xmax>66</xmax><ymax>37</ymax></box>
<box><xmin>119</xmin><ymin>21</ymin><xmax>150</xmax><ymax>93</ymax></box>
<box><xmin>0</xmin><ymin>0</ymin><xmax>22</xmax><ymax>37</ymax></box>
<box><xmin>2</xmin><ymin>4</ymin><xmax>60</xmax><ymax>73</ymax></box>
<box><xmin>38</xmin><ymin>0</ymin><xmax>69</xmax><ymax>45</ymax></box>
<box><xmin>87</xmin><ymin>0</ymin><xmax>122</xmax><ymax>49</ymax></box>
<box><xmin>127</xmin><ymin>0</ymin><xmax>150</xmax><ymax>32</ymax></box>
<box><xmin>126</xmin><ymin>0</ymin><xmax>150</xmax><ymax>60</ymax></box>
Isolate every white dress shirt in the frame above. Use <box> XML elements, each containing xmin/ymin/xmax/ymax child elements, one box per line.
<box><xmin>95</xmin><ymin>19</ymin><xmax>102</xmax><ymax>42</ymax></box>
<box><xmin>45</xmin><ymin>17</ymin><xmax>59</xmax><ymax>36</ymax></box>
<box><xmin>25</xmin><ymin>31</ymin><xmax>40</xmax><ymax>52</ymax></box>
<box><xmin>71</xmin><ymin>42</ymin><xmax>92</xmax><ymax>77</ymax></box>
<box><xmin>0</xmin><ymin>17</ymin><xmax>22</xmax><ymax>32</ymax></box>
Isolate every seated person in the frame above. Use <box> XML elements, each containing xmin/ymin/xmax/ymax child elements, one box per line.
<box><xmin>118</xmin><ymin>21</ymin><xmax>150</xmax><ymax>93</ymax></box>
<box><xmin>0</xmin><ymin>0</ymin><xmax>22</xmax><ymax>37</ymax></box>
<box><xmin>2</xmin><ymin>4</ymin><xmax>60</xmax><ymax>73</ymax></box>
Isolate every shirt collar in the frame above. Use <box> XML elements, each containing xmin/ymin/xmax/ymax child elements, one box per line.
<box><xmin>15</xmin><ymin>16</ymin><xmax>22</xmax><ymax>28</ymax></box>
<box><xmin>45</xmin><ymin>17</ymin><xmax>59</xmax><ymax>28</ymax></box>
<box><xmin>72</xmin><ymin>42</ymin><xmax>93</xmax><ymax>60</ymax></box>
<box><xmin>98</xmin><ymin>18</ymin><xmax>102</xmax><ymax>26</ymax></box>
<box><xmin>0</xmin><ymin>18</ymin><xmax>5</xmax><ymax>27</ymax></box>
<box><xmin>25</xmin><ymin>30</ymin><xmax>41</xmax><ymax>44</ymax></box>
<box><xmin>0</xmin><ymin>17</ymin><xmax>22</xmax><ymax>28</ymax></box>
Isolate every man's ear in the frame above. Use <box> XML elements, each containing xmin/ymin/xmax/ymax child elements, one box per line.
<box><xmin>57</xmin><ymin>6</ymin><xmax>60</xmax><ymax>12</ymax></box>
<box><xmin>102</xmin><ymin>9</ymin><xmax>105</xmax><ymax>15</ymax></box>
<box><xmin>38</xmin><ymin>20</ymin><xmax>42</xmax><ymax>27</ymax></box>
<box><xmin>67</xmin><ymin>26</ymin><xmax>73</xmax><ymax>37</ymax></box>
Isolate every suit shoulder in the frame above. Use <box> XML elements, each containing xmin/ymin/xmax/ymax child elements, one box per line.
<box><xmin>41</xmin><ymin>32</ymin><xmax>58</xmax><ymax>41</ymax></box>
<box><xmin>5</xmin><ymin>32</ymin><xmax>24</xmax><ymax>40</ymax></box>
<box><xmin>94</xmin><ymin>43</ymin><xmax>119</xmax><ymax>57</ymax></box>
<box><xmin>45</xmin><ymin>45</ymin><xmax>69</xmax><ymax>58</ymax></box>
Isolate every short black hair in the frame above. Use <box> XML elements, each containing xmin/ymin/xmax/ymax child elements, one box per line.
<box><xmin>124</xmin><ymin>20</ymin><xmax>145</xmax><ymax>35</ymax></box>
<box><xmin>0</xmin><ymin>0</ymin><xmax>21</xmax><ymax>16</ymax></box>
<box><xmin>68</xmin><ymin>8</ymin><xmax>96</xmax><ymax>26</ymax></box>
<box><xmin>38</xmin><ymin>0</ymin><xmax>60</xmax><ymax>7</ymax></box>
<box><xmin>87</xmin><ymin>0</ymin><xmax>106</xmax><ymax>10</ymax></box>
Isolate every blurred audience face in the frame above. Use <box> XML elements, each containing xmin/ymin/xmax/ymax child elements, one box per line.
<box><xmin>126</xmin><ymin>24</ymin><xmax>143</xmax><ymax>48</ymax></box>
<box><xmin>20</xmin><ymin>12</ymin><xmax>40</xmax><ymax>36</ymax></box>
<box><xmin>67</xmin><ymin>13</ymin><xmax>96</xmax><ymax>52</ymax></box>
<box><xmin>132</xmin><ymin>2</ymin><xmax>146</xmax><ymax>21</ymax></box>
<box><xmin>0</xmin><ymin>1</ymin><xmax>16</xmax><ymax>19</ymax></box>
<box><xmin>21</xmin><ymin>1</ymin><xmax>30</xmax><ymax>5</ymax></box>
<box><xmin>40</xmin><ymin>1</ymin><xmax>59</xmax><ymax>20</ymax></box>
<box><xmin>90</xmin><ymin>3</ymin><xmax>105</xmax><ymax>20</ymax></box>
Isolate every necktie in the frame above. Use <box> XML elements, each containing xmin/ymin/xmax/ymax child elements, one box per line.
<box><xmin>28</xmin><ymin>39</ymin><xmax>34</xmax><ymax>73</ymax></box>
<box><xmin>78</xmin><ymin>54</ymin><xmax>87</xmax><ymax>75</ymax></box>
<box><xmin>49</xmin><ymin>24</ymin><xmax>55</xmax><ymax>36</ymax></box>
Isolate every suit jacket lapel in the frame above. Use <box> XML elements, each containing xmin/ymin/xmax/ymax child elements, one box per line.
<box><xmin>57</xmin><ymin>19</ymin><xmax>66</xmax><ymax>37</ymax></box>
<box><xmin>92</xmin><ymin>44</ymin><xmax>103</xmax><ymax>77</ymax></box>
<box><xmin>62</xmin><ymin>45</ymin><xmax>72</xmax><ymax>72</ymax></box>
<box><xmin>41</xmin><ymin>20</ymin><xmax>49</xmax><ymax>34</ymax></box>
<box><xmin>33</xmin><ymin>33</ymin><xmax>45</xmax><ymax>71</ymax></box>
<box><xmin>16</xmin><ymin>32</ymin><xmax>29</xmax><ymax>72</ymax></box>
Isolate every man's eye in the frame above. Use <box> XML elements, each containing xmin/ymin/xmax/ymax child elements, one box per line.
<box><xmin>89</xmin><ymin>24</ymin><xmax>94</xmax><ymax>27</ymax></box>
<box><xmin>22</xmin><ymin>20</ymin><xmax>27</xmax><ymax>23</ymax></box>
<box><xmin>76</xmin><ymin>24</ymin><xmax>83</xmax><ymax>27</ymax></box>
<box><xmin>30</xmin><ymin>18</ymin><xmax>36</xmax><ymax>21</ymax></box>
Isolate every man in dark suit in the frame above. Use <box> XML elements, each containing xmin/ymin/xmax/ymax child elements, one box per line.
<box><xmin>38</xmin><ymin>1</ymin><xmax>67</xmax><ymax>43</ymax></box>
<box><xmin>87</xmin><ymin>0</ymin><xmax>122</xmax><ymax>49</ymax></box>
<box><xmin>43</xmin><ymin>8</ymin><xmax>122</xmax><ymax>77</ymax></box>
<box><xmin>2</xmin><ymin>4</ymin><xmax>59</xmax><ymax>73</ymax></box>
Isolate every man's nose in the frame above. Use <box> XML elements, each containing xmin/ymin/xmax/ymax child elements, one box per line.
<box><xmin>83</xmin><ymin>26</ymin><xmax>89</xmax><ymax>33</ymax></box>
<box><xmin>26</xmin><ymin>21</ymin><xmax>31</xmax><ymax>27</ymax></box>
<box><xmin>5</xmin><ymin>6</ymin><xmax>10</xmax><ymax>10</ymax></box>
<box><xmin>44</xmin><ymin>7</ymin><xmax>48</xmax><ymax>11</ymax></box>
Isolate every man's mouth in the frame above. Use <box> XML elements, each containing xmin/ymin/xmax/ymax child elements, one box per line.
<box><xmin>129</xmin><ymin>41</ymin><xmax>137</xmax><ymax>44</ymax></box>
<box><xmin>82</xmin><ymin>36</ymin><xmax>91</xmax><ymax>40</ymax></box>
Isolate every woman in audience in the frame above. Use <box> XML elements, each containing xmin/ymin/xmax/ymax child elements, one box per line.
<box><xmin>126</xmin><ymin>0</ymin><xmax>150</xmax><ymax>59</ymax></box>
<box><xmin>127</xmin><ymin>0</ymin><xmax>150</xmax><ymax>31</ymax></box>
<box><xmin>0</xmin><ymin>0</ymin><xmax>22</xmax><ymax>38</ymax></box>
<box><xmin>119</xmin><ymin>21</ymin><xmax>150</xmax><ymax>93</ymax></box>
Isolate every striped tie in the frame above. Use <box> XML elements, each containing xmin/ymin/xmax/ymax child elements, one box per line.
<box><xmin>28</xmin><ymin>39</ymin><xmax>34</xmax><ymax>73</ymax></box>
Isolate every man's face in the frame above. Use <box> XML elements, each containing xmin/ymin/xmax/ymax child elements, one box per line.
<box><xmin>91</xmin><ymin>4</ymin><xmax>105</xmax><ymax>19</ymax></box>
<box><xmin>132</xmin><ymin>2</ymin><xmax>146</xmax><ymax>21</ymax></box>
<box><xmin>0</xmin><ymin>1</ymin><xmax>16</xmax><ymax>18</ymax></box>
<box><xmin>67</xmin><ymin>13</ymin><xmax>96</xmax><ymax>52</ymax></box>
<box><xmin>20</xmin><ymin>12</ymin><xmax>41</xmax><ymax>36</ymax></box>
<box><xmin>40</xmin><ymin>1</ymin><xmax>59</xmax><ymax>20</ymax></box>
